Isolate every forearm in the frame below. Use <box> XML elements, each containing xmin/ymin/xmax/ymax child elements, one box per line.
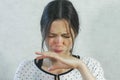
<box><xmin>77</xmin><ymin>60</ymin><xmax>96</xmax><ymax>80</ymax></box>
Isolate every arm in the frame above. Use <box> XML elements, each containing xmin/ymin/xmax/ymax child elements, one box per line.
<box><xmin>76</xmin><ymin>59</ymin><xmax>95</xmax><ymax>80</ymax></box>
<box><xmin>35</xmin><ymin>52</ymin><xmax>97</xmax><ymax>80</ymax></box>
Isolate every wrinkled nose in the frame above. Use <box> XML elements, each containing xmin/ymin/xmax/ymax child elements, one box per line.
<box><xmin>55</xmin><ymin>36</ymin><xmax>63</xmax><ymax>45</ymax></box>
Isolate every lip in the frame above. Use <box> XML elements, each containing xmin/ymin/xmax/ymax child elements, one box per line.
<box><xmin>53</xmin><ymin>49</ymin><xmax>63</xmax><ymax>53</ymax></box>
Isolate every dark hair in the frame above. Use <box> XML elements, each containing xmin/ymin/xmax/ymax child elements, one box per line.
<box><xmin>40</xmin><ymin>0</ymin><xmax>80</xmax><ymax>52</ymax></box>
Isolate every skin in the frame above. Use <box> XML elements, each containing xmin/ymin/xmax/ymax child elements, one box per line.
<box><xmin>35</xmin><ymin>19</ymin><xmax>95</xmax><ymax>80</ymax></box>
<box><xmin>46</xmin><ymin>19</ymin><xmax>74</xmax><ymax>56</ymax></box>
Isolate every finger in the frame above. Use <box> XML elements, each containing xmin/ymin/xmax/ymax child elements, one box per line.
<box><xmin>35</xmin><ymin>52</ymin><xmax>48</xmax><ymax>61</ymax></box>
<box><xmin>36</xmin><ymin>56</ymin><xmax>44</xmax><ymax>60</ymax></box>
<box><xmin>47</xmin><ymin>63</ymin><xmax>70</xmax><ymax>71</ymax></box>
<box><xmin>35</xmin><ymin>51</ymin><xmax>57</xmax><ymax>59</ymax></box>
<box><xmin>35</xmin><ymin>52</ymin><xmax>42</xmax><ymax>55</ymax></box>
<box><xmin>48</xmin><ymin>65</ymin><xmax>60</xmax><ymax>71</ymax></box>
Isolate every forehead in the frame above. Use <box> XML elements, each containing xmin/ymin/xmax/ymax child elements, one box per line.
<box><xmin>50</xmin><ymin>19</ymin><xmax>70</xmax><ymax>33</ymax></box>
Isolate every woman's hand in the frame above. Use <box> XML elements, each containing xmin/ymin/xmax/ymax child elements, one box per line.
<box><xmin>35</xmin><ymin>51</ymin><xmax>81</xmax><ymax>71</ymax></box>
<box><xmin>35</xmin><ymin>51</ymin><xmax>95</xmax><ymax>80</ymax></box>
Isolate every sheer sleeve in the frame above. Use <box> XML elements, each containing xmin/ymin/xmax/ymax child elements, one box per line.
<box><xmin>81</xmin><ymin>57</ymin><xmax>106</xmax><ymax>80</ymax></box>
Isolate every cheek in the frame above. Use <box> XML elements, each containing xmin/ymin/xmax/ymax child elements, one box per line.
<box><xmin>46</xmin><ymin>38</ymin><xmax>73</xmax><ymax>48</ymax></box>
<box><xmin>46</xmin><ymin>38</ymin><xmax>54</xmax><ymax>47</ymax></box>
<box><xmin>65</xmin><ymin>39</ymin><xmax>73</xmax><ymax>47</ymax></box>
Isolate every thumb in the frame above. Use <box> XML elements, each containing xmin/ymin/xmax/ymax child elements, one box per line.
<box><xmin>48</xmin><ymin>65</ymin><xmax>59</xmax><ymax>71</ymax></box>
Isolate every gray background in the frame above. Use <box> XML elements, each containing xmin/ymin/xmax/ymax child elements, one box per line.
<box><xmin>0</xmin><ymin>0</ymin><xmax>120</xmax><ymax>80</ymax></box>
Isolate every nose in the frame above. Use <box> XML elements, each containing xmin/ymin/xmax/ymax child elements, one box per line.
<box><xmin>55</xmin><ymin>36</ymin><xmax>63</xmax><ymax>45</ymax></box>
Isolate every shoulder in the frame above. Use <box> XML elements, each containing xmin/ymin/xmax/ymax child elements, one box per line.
<box><xmin>14</xmin><ymin>59</ymin><xmax>36</xmax><ymax>80</ymax></box>
<box><xmin>15</xmin><ymin>59</ymin><xmax>35</xmax><ymax>74</ymax></box>
<box><xmin>81</xmin><ymin>56</ymin><xmax>101</xmax><ymax>67</ymax></box>
<box><xmin>81</xmin><ymin>56</ymin><xmax>106</xmax><ymax>80</ymax></box>
<box><xmin>17</xmin><ymin>59</ymin><xmax>34</xmax><ymax>69</ymax></box>
<box><xmin>80</xmin><ymin>56</ymin><xmax>102</xmax><ymax>73</ymax></box>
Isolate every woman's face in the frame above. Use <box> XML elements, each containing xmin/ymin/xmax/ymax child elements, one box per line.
<box><xmin>45</xmin><ymin>19</ymin><xmax>75</xmax><ymax>55</ymax></box>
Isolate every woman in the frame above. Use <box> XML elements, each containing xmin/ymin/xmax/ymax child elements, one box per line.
<box><xmin>14</xmin><ymin>0</ymin><xmax>105</xmax><ymax>80</ymax></box>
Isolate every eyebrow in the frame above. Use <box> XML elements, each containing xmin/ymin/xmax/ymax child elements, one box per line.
<box><xmin>49</xmin><ymin>33</ymin><xmax>71</xmax><ymax>36</ymax></box>
<box><xmin>49</xmin><ymin>32</ymin><xmax>70</xmax><ymax>34</ymax></box>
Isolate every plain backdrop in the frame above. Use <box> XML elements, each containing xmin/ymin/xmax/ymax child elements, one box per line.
<box><xmin>0</xmin><ymin>0</ymin><xmax>120</xmax><ymax>80</ymax></box>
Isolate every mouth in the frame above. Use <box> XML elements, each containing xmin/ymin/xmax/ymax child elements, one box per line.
<box><xmin>53</xmin><ymin>49</ymin><xmax>63</xmax><ymax>53</ymax></box>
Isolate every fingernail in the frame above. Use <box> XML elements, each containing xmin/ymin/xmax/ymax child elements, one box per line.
<box><xmin>48</xmin><ymin>68</ymin><xmax>51</xmax><ymax>71</ymax></box>
<box><xmin>35</xmin><ymin>52</ymin><xmax>40</xmax><ymax>54</ymax></box>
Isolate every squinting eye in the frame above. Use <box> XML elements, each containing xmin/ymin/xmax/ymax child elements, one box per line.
<box><xmin>62</xmin><ymin>35</ymin><xmax>70</xmax><ymax>38</ymax></box>
<box><xmin>48</xmin><ymin>36</ymin><xmax>54</xmax><ymax>38</ymax></box>
<box><xmin>48</xmin><ymin>35</ymin><xmax>56</xmax><ymax>38</ymax></box>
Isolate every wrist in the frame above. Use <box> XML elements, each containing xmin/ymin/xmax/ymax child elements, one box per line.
<box><xmin>76</xmin><ymin>59</ymin><xmax>86</xmax><ymax>71</ymax></box>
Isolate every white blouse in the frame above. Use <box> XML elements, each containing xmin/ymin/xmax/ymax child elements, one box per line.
<box><xmin>14</xmin><ymin>57</ymin><xmax>106</xmax><ymax>80</ymax></box>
